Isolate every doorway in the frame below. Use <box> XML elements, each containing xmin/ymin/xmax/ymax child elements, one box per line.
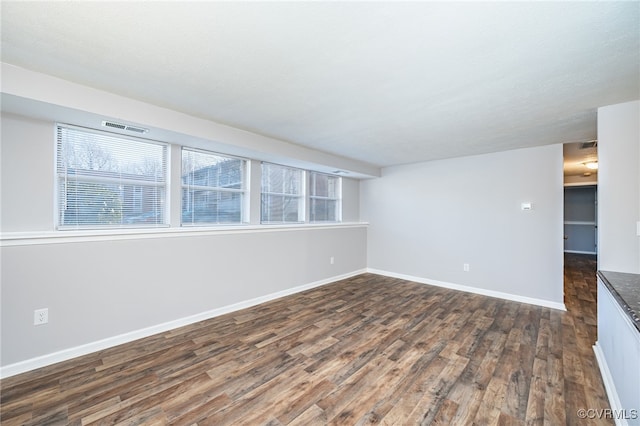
<box><xmin>564</xmin><ymin>185</ymin><xmax>597</xmax><ymax>255</ymax></box>
<box><xmin>563</xmin><ymin>141</ymin><xmax>598</xmax><ymax>256</ymax></box>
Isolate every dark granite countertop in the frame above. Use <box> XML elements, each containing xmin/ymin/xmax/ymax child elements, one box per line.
<box><xmin>598</xmin><ymin>270</ymin><xmax>640</xmax><ymax>333</ymax></box>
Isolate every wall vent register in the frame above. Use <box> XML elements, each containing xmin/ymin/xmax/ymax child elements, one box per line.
<box><xmin>101</xmin><ymin>120</ymin><xmax>149</xmax><ymax>134</ymax></box>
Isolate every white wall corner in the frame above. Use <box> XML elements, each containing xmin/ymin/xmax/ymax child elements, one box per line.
<box><xmin>367</xmin><ymin>268</ymin><xmax>567</xmax><ymax>311</ymax></box>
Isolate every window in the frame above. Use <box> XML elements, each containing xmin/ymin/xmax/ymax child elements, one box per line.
<box><xmin>182</xmin><ymin>148</ymin><xmax>246</xmax><ymax>225</ymax></box>
<box><xmin>56</xmin><ymin>125</ymin><xmax>168</xmax><ymax>229</ymax></box>
<box><xmin>309</xmin><ymin>172</ymin><xmax>341</xmax><ymax>222</ymax></box>
<box><xmin>261</xmin><ymin>163</ymin><xmax>304</xmax><ymax>223</ymax></box>
<box><xmin>56</xmin><ymin>124</ymin><xmax>348</xmax><ymax>230</ymax></box>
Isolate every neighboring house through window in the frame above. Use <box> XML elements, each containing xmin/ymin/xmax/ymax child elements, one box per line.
<box><xmin>181</xmin><ymin>148</ymin><xmax>246</xmax><ymax>225</ymax></box>
<box><xmin>309</xmin><ymin>172</ymin><xmax>341</xmax><ymax>222</ymax></box>
<box><xmin>261</xmin><ymin>163</ymin><xmax>304</xmax><ymax>223</ymax></box>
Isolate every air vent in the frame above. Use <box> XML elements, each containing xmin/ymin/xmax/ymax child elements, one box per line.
<box><xmin>579</xmin><ymin>140</ymin><xmax>597</xmax><ymax>149</ymax></box>
<box><xmin>102</xmin><ymin>121</ymin><xmax>149</xmax><ymax>134</ymax></box>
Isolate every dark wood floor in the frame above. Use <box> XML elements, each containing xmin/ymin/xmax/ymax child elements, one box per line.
<box><xmin>1</xmin><ymin>254</ymin><xmax>611</xmax><ymax>425</ymax></box>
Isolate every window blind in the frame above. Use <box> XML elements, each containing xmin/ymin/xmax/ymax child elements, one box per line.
<box><xmin>56</xmin><ymin>125</ymin><xmax>168</xmax><ymax>229</ymax></box>
<box><xmin>181</xmin><ymin>148</ymin><xmax>246</xmax><ymax>225</ymax></box>
<box><xmin>261</xmin><ymin>163</ymin><xmax>304</xmax><ymax>223</ymax></box>
<box><xmin>309</xmin><ymin>172</ymin><xmax>341</xmax><ymax>222</ymax></box>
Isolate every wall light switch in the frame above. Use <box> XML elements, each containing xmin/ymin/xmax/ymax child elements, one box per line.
<box><xmin>521</xmin><ymin>202</ymin><xmax>533</xmax><ymax>211</ymax></box>
<box><xmin>637</xmin><ymin>221</ymin><xmax>640</xmax><ymax>236</ymax></box>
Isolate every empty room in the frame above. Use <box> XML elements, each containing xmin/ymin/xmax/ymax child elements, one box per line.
<box><xmin>1</xmin><ymin>2</ymin><xmax>639</xmax><ymax>425</ymax></box>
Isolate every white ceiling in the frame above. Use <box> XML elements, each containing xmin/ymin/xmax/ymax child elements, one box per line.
<box><xmin>563</xmin><ymin>141</ymin><xmax>598</xmax><ymax>177</ymax></box>
<box><xmin>1</xmin><ymin>1</ymin><xmax>638</xmax><ymax>168</ymax></box>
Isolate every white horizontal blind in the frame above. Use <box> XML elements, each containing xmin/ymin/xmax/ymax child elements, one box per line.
<box><xmin>261</xmin><ymin>163</ymin><xmax>304</xmax><ymax>223</ymax></box>
<box><xmin>56</xmin><ymin>125</ymin><xmax>168</xmax><ymax>229</ymax></box>
<box><xmin>181</xmin><ymin>148</ymin><xmax>246</xmax><ymax>225</ymax></box>
<box><xmin>309</xmin><ymin>172</ymin><xmax>341</xmax><ymax>222</ymax></box>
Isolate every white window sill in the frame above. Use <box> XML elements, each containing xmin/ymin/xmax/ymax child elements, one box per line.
<box><xmin>0</xmin><ymin>222</ymin><xmax>369</xmax><ymax>246</ymax></box>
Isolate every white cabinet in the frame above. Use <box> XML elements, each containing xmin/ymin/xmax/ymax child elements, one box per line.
<box><xmin>594</xmin><ymin>276</ymin><xmax>640</xmax><ymax>425</ymax></box>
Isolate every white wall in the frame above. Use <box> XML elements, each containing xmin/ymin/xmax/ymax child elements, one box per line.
<box><xmin>0</xmin><ymin>112</ymin><xmax>367</xmax><ymax>374</ymax></box>
<box><xmin>361</xmin><ymin>144</ymin><xmax>565</xmax><ymax>307</ymax></box>
<box><xmin>1</xmin><ymin>63</ymin><xmax>380</xmax><ymax>179</ymax></box>
<box><xmin>1</xmin><ymin>226</ymin><xmax>366</xmax><ymax>368</ymax></box>
<box><xmin>341</xmin><ymin>177</ymin><xmax>360</xmax><ymax>223</ymax></box>
<box><xmin>0</xmin><ymin>113</ymin><xmax>54</xmax><ymax>232</ymax></box>
<box><xmin>597</xmin><ymin>100</ymin><xmax>640</xmax><ymax>273</ymax></box>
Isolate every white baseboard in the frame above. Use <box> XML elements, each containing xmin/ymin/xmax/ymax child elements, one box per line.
<box><xmin>367</xmin><ymin>268</ymin><xmax>567</xmax><ymax>311</ymax></box>
<box><xmin>0</xmin><ymin>269</ymin><xmax>366</xmax><ymax>379</ymax></box>
<box><xmin>564</xmin><ymin>250</ymin><xmax>597</xmax><ymax>255</ymax></box>
<box><xmin>593</xmin><ymin>342</ymin><xmax>628</xmax><ymax>426</ymax></box>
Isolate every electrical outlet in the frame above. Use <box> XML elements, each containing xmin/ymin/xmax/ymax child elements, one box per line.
<box><xmin>34</xmin><ymin>308</ymin><xmax>48</xmax><ymax>325</ymax></box>
<box><xmin>463</xmin><ymin>263</ymin><xmax>470</xmax><ymax>272</ymax></box>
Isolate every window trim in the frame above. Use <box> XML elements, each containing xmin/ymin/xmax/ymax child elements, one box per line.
<box><xmin>1</xmin><ymin>222</ymin><xmax>368</xmax><ymax>247</ymax></box>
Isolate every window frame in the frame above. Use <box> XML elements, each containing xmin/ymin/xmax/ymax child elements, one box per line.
<box><xmin>54</xmin><ymin>123</ymin><xmax>351</xmax><ymax>232</ymax></box>
<box><xmin>308</xmin><ymin>171</ymin><xmax>342</xmax><ymax>223</ymax></box>
<box><xmin>180</xmin><ymin>147</ymin><xmax>248</xmax><ymax>226</ymax></box>
<box><xmin>260</xmin><ymin>162</ymin><xmax>306</xmax><ymax>224</ymax></box>
<box><xmin>55</xmin><ymin>123</ymin><xmax>169</xmax><ymax>230</ymax></box>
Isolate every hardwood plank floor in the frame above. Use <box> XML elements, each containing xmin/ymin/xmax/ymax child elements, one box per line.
<box><xmin>1</xmin><ymin>254</ymin><xmax>612</xmax><ymax>425</ymax></box>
